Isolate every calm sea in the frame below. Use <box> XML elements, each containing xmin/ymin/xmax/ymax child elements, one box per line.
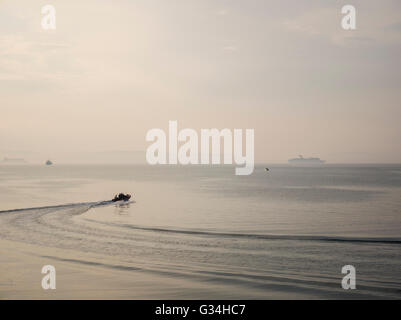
<box><xmin>1</xmin><ymin>164</ymin><xmax>401</xmax><ymax>299</ymax></box>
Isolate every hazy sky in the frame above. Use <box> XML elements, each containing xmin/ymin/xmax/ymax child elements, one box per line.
<box><xmin>1</xmin><ymin>0</ymin><xmax>400</xmax><ymax>163</ymax></box>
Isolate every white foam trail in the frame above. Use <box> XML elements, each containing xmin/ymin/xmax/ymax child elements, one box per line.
<box><xmin>0</xmin><ymin>200</ymin><xmax>112</xmax><ymax>214</ymax></box>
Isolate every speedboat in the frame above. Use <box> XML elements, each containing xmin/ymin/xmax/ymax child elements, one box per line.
<box><xmin>112</xmin><ymin>193</ymin><xmax>132</xmax><ymax>202</ymax></box>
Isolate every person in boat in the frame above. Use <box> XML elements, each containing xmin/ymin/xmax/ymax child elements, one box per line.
<box><xmin>112</xmin><ymin>193</ymin><xmax>131</xmax><ymax>202</ymax></box>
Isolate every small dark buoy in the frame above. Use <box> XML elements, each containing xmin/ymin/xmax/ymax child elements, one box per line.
<box><xmin>265</xmin><ymin>168</ymin><xmax>269</xmax><ymax>172</ymax></box>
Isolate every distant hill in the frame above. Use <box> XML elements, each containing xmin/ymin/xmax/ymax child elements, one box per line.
<box><xmin>1</xmin><ymin>157</ymin><xmax>27</xmax><ymax>164</ymax></box>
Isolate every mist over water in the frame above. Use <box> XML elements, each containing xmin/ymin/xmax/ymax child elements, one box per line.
<box><xmin>1</xmin><ymin>164</ymin><xmax>401</xmax><ymax>298</ymax></box>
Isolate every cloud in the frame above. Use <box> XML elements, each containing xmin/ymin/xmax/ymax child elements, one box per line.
<box><xmin>222</xmin><ymin>45</ymin><xmax>238</xmax><ymax>51</ymax></box>
<box><xmin>281</xmin><ymin>3</ymin><xmax>401</xmax><ymax>47</ymax></box>
<box><xmin>0</xmin><ymin>34</ymin><xmax>73</xmax><ymax>83</ymax></box>
<box><xmin>216</xmin><ymin>9</ymin><xmax>228</xmax><ymax>16</ymax></box>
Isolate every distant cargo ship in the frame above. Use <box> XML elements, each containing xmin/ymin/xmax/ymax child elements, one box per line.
<box><xmin>288</xmin><ymin>155</ymin><xmax>325</xmax><ymax>165</ymax></box>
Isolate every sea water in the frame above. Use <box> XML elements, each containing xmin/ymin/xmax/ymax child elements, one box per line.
<box><xmin>0</xmin><ymin>164</ymin><xmax>400</xmax><ymax>299</ymax></box>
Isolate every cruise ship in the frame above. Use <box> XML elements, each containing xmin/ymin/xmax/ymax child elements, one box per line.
<box><xmin>288</xmin><ymin>155</ymin><xmax>325</xmax><ymax>165</ymax></box>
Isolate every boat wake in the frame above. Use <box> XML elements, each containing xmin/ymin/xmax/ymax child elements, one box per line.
<box><xmin>0</xmin><ymin>200</ymin><xmax>133</xmax><ymax>215</ymax></box>
<box><xmin>1</xmin><ymin>200</ymin><xmax>400</xmax><ymax>245</ymax></box>
<box><xmin>87</xmin><ymin>220</ymin><xmax>401</xmax><ymax>244</ymax></box>
<box><xmin>0</xmin><ymin>200</ymin><xmax>400</xmax><ymax>299</ymax></box>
